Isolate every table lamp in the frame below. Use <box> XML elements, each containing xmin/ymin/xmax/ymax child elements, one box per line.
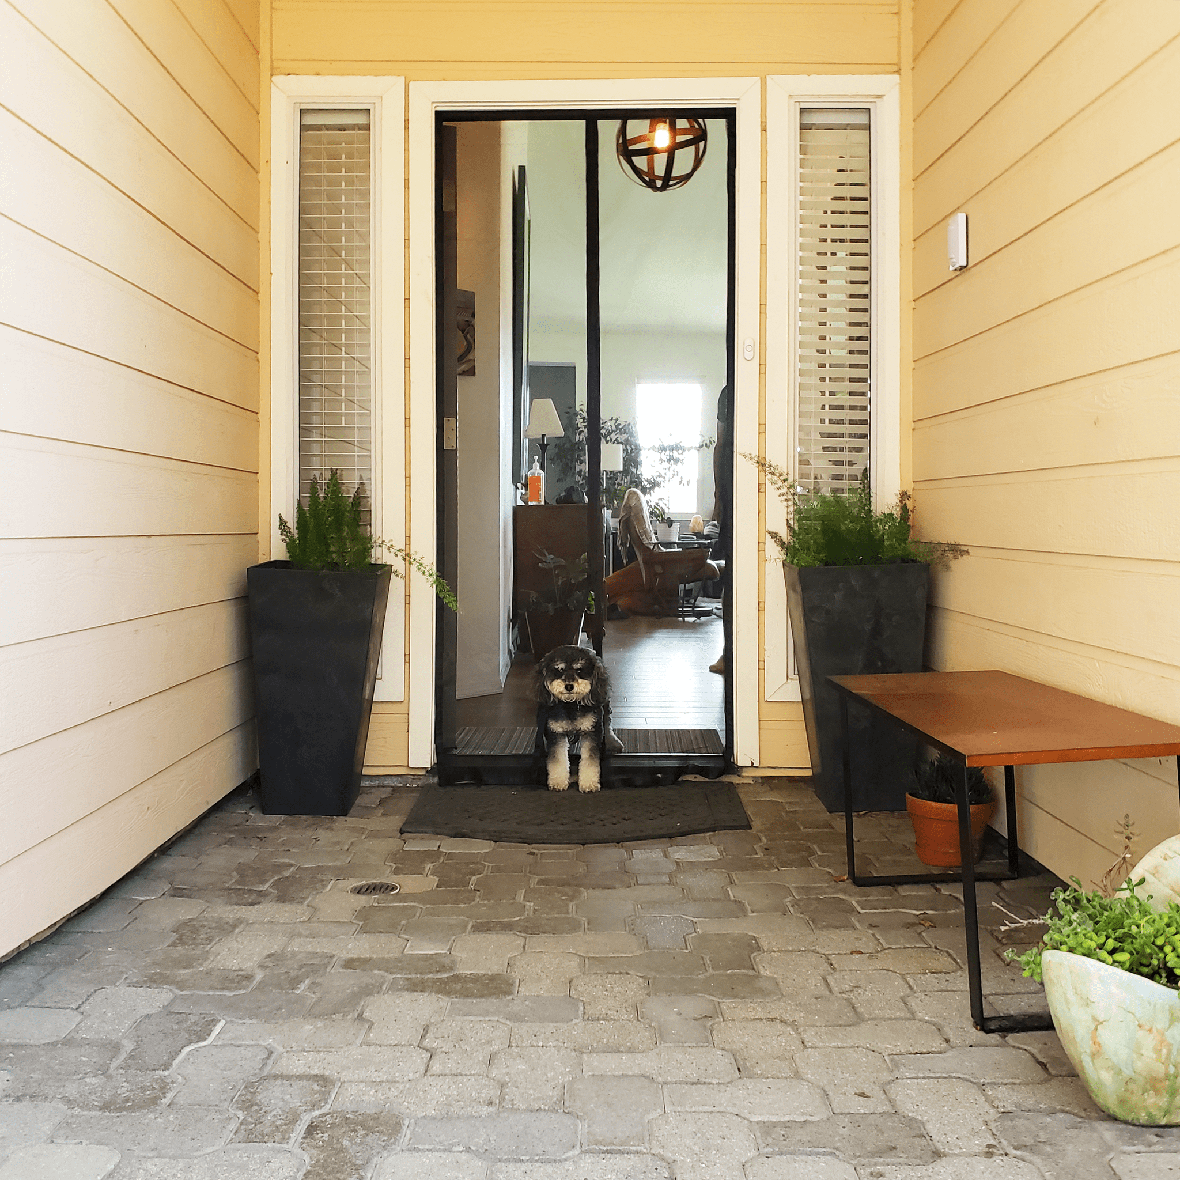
<box><xmin>524</xmin><ymin>398</ymin><xmax>564</xmax><ymax>473</ymax></box>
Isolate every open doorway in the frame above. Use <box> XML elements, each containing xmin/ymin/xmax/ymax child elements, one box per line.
<box><xmin>435</xmin><ymin>112</ymin><xmax>734</xmax><ymax>784</ymax></box>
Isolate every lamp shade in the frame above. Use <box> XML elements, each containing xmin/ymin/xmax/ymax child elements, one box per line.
<box><xmin>600</xmin><ymin>443</ymin><xmax>624</xmax><ymax>471</ymax></box>
<box><xmin>525</xmin><ymin>398</ymin><xmax>564</xmax><ymax>438</ymax></box>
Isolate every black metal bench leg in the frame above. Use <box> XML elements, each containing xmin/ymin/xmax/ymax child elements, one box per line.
<box><xmin>1005</xmin><ymin>765</ymin><xmax>1020</xmax><ymax>877</ymax></box>
<box><xmin>842</xmin><ymin>693</ymin><xmax>857</xmax><ymax>880</ymax></box>
<box><xmin>955</xmin><ymin>759</ymin><xmax>986</xmax><ymax>1029</ymax></box>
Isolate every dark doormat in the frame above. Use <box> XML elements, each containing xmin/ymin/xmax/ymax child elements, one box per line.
<box><xmin>399</xmin><ymin>782</ymin><xmax>750</xmax><ymax>844</ymax></box>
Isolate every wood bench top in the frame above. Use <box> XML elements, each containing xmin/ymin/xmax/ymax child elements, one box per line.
<box><xmin>829</xmin><ymin>670</ymin><xmax>1180</xmax><ymax>768</ymax></box>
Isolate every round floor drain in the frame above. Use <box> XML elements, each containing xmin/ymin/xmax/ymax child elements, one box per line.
<box><xmin>351</xmin><ymin>881</ymin><xmax>400</xmax><ymax>895</ymax></box>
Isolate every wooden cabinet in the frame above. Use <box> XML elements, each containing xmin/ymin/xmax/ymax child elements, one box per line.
<box><xmin>513</xmin><ymin>504</ymin><xmax>606</xmax><ymax>649</ymax></box>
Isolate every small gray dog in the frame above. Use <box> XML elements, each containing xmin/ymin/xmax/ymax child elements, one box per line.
<box><xmin>535</xmin><ymin>645</ymin><xmax>623</xmax><ymax>792</ymax></box>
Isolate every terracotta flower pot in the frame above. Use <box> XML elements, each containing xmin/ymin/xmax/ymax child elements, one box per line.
<box><xmin>905</xmin><ymin>793</ymin><xmax>996</xmax><ymax>867</ymax></box>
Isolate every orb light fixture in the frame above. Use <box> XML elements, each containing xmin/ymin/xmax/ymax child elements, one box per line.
<box><xmin>616</xmin><ymin>117</ymin><xmax>708</xmax><ymax>193</ymax></box>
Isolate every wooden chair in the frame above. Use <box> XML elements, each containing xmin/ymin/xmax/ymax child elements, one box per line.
<box><xmin>604</xmin><ymin>489</ymin><xmax>721</xmax><ymax>616</ymax></box>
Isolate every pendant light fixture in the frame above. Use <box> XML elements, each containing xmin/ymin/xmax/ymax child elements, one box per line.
<box><xmin>616</xmin><ymin>117</ymin><xmax>708</xmax><ymax>193</ymax></box>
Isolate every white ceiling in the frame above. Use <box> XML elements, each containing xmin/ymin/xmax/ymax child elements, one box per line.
<box><xmin>524</xmin><ymin>119</ymin><xmax>728</xmax><ymax>336</ymax></box>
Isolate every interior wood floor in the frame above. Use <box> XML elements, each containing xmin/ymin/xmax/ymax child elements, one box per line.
<box><xmin>456</xmin><ymin>609</ymin><xmax>725</xmax><ymax>736</ymax></box>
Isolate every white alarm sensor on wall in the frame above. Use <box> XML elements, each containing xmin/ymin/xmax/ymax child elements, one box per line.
<box><xmin>948</xmin><ymin>212</ymin><xmax>968</xmax><ymax>271</ymax></box>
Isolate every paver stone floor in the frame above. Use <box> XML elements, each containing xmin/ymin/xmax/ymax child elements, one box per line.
<box><xmin>1</xmin><ymin>778</ymin><xmax>1177</xmax><ymax>1179</ymax></box>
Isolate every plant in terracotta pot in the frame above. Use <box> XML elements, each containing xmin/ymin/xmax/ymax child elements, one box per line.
<box><xmin>248</xmin><ymin>471</ymin><xmax>454</xmax><ymax>816</ymax></box>
<box><xmin>742</xmin><ymin>455</ymin><xmax>967</xmax><ymax>812</ymax></box>
<box><xmin>1010</xmin><ymin>871</ymin><xmax>1180</xmax><ymax>1125</ymax></box>
<box><xmin>525</xmin><ymin>548</ymin><xmax>593</xmax><ymax>661</ymax></box>
<box><xmin>906</xmin><ymin>753</ymin><xmax>995</xmax><ymax>867</ymax></box>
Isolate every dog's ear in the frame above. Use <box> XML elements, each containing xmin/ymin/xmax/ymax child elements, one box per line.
<box><xmin>589</xmin><ymin>655</ymin><xmax>610</xmax><ymax>704</ymax></box>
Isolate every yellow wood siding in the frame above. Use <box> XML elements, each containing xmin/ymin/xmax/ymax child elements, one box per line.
<box><xmin>272</xmin><ymin>1</ymin><xmax>901</xmax><ymax>773</ymax></box>
<box><xmin>911</xmin><ymin>0</ymin><xmax>1180</xmax><ymax>886</ymax></box>
<box><xmin>0</xmin><ymin>0</ymin><xmax>260</xmax><ymax>957</ymax></box>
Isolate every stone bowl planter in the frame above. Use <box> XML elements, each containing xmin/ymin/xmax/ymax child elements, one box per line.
<box><xmin>1131</xmin><ymin>835</ymin><xmax>1180</xmax><ymax>911</ymax></box>
<box><xmin>1042</xmin><ymin>949</ymin><xmax>1180</xmax><ymax>1125</ymax></box>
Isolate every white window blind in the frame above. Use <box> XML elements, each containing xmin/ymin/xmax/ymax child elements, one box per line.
<box><xmin>797</xmin><ymin>108</ymin><xmax>871</xmax><ymax>494</ymax></box>
<box><xmin>298</xmin><ymin>108</ymin><xmax>373</xmax><ymax>518</ymax></box>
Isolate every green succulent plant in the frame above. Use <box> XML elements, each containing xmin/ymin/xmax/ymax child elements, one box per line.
<box><xmin>1009</xmin><ymin>877</ymin><xmax>1180</xmax><ymax>990</ymax></box>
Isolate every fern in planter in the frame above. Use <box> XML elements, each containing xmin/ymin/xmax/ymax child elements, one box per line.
<box><xmin>741</xmin><ymin>456</ymin><xmax>967</xmax><ymax>570</ymax></box>
<box><xmin>278</xmin><ymin>471</ymin><xmax>457</xmax><ymax>610</ymax></box>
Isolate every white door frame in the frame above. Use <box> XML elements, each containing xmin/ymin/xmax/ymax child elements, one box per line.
<box><xmin>407</xmin><ymin>78</ymin><xmax>762</xmax><ymax>769</ymax></box>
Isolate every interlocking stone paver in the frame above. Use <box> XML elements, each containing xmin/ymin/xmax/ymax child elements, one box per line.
<box><xmin>565</xmin><ymin>1075</ymin><xmax>663</xmax><ymax>1148</ymax></box>
<box><xmin>490</xmin><ymin>1156</ymin><xmax>672</xmax><ymax>1180</ymax></box>
<box><xmin>801</xmin><ymin>1021</ymin><xmax>949</xmax><ymax>1054</ymax></box>
<box><xmin>454</xmin><ymin>934</ymin><xmax>526</xmax><ymax>974</ymax></box>
<box><xmin>757</xmin><ymin>1113</ymin><xmax>938</xmax><ymax>1164</ymax></box>
<box><xmin>121</xmin><ymin>1013</ymin><xmax>221</xmax><ymax>1072</ymax></box>
<box><xmin>71</xmin><ymin>987</ymin><xmax>174</xmax><ymax>1039</ymax></box>
<box><xmin>509</xmin><ymin>952</ymin><xmax>582</xmax><ymax>996</ymax></box>
<box><xmin>983</xmin><ymin>1076</ymin><xmax>1104</xmax><ymax>1119</ymax></box>
<box><xmin>648</xmin><ymin>1111</ymin><xmax>760</xmax><ymax>1179</ymax></box>
<box><xmin>232</xmin><ymin>1074</ymin><xmax>334</xmax><ymax>1143</ymax></box>
<box><xmin>889</xmin><ymin>1077</ymin><xmax>1001</xmax><ymax>1154</ymax></box>
<box><xmin>666</xmin><ymin>1078</ymin><xmax>829</xmax><ymax>1120</ymax></box>
<box><xmin>490</xmin><ymin>1047</ymin><xmax>579</xmax><ymax>1109</ymax></box>
<box><xmin>582</xmin><ymin>1046</ymin><xmax>738</xmax><ymax>1082</ymax></box>
<box><xmin>859</xmin><ymin>1162</ymin><xmax>1048</xmax><ymax>1180</ymax></box>
<box><xmin>274</xmin><ymin>1046</ymin><xmax>428</xmax><ymax>1081</ymax></box>
<box><xmin>172</xmin><ymin>1044</ymin><xmax>271</xmax><ymax>1107</ymax></box>
<box><xmin>401</xmin><ymin>917</ymin><xmax>471</xmax><ymax>954</ymax></box>
<box><xmin>639</xmin><ymin>996</ymin><xmax>717</xmax><ymax>1044</ymax></box>
<box><xmin>423</xmin><ymin>1018</ymin><xmax>511</xmax><ymax>1074</ymax></box>
<box><xmin>890</xmin><ymin>1046</ymin><xmax>1047</xmax><ymax>1083</ymax></box>
<box><xmin>631</xmin><ymin>913</ymin><xmax>695</xmax><ymax>949</ymax></box>
<box><xmin>794</xmin><ymin>1047</ymin><xmax>893</xmax><ymax>1113</ymax></box>
<box><xmin>744</xmin><ymin>1158</ymin><xmax>858</xmax><ymax>1180</ymax></box>
<box><xmin>710</xmin><ymin>1020</ymin><xmax>802</xmax><ymax>1077</ymax></box>
<box><xmin>0</xmin><ymin>1042</ymin><xmax>121</xmax><ymax>1101</ymax></box>
<box><xmin>525</xmin><ymin>934</ymin><xmax>642</xmax><ymax>956</ymax></box>
<box><xmin>572</xmin><ymin>974</ymin><xmax>648</xmax><ymax>1020</ymax></box>
<box><xmin>0</xmin><ymin>1007</ymin><xmax>80</xmax><ymax>1043</ymax></box>
<box><xmin>1004</xmin><ymin>1030</ymin><xmax>1076</xmax><ymax>1077</ymax></box>
<box><xmin>992</xmin><ymin>1112</ymin><xmax>1125</xmax><ymax>1180</ymax></box>
<box><xmin>1110</xmin><ymin>1156</ymin><xmax>1180</xmax><ymax>1179</ymax></box>
<box><xmin>51</xmin><ymin>1108</ymin><xmax>239</xmax><ymax>1156</ymax></box>
<box><xmin>385</xmin><ymin>973</ymin><xmax>516</xmax><ymax>999</ymax></box>
<box><xmin>337</xmin><ymin>1076</ymin><xmax>500</xmax><ymax>1117</ymax></box>
<box><xmin>300</xmin><ymin>1111</ymin><xmax>401</xmax><ymax>1179</ymax></box>
<box><xmin>691</xmin><ymin>915</ymin><xmax>815</xmax><ymax>949</ymax></box>
<box><xmin>688</xmin><ymin>933</ymin><xmax>760</xmax><ymax>972</ymax></box>
<box><xmin>449</xmin><ymin>998</ymin><xmax>580</xmax><ymax>1024</ymax></box>
<box><xmin>407</xmin><ymin>1112</ymin><xmax>579</xmax><ymax>1158</ymax></box>
<box><xmin>364</xmin><ymin>994</ymin><xmax>450</xmax><ymax>1044</ymax></box>
<box><xmin>0</xmin><ymin>1099</ymin><xmax>69</xmax><ymax>1157</ymax></box>
<box><xmin>0</xmin><ymin>1143</ymin><xmax>120</xmax><ymax>1179</ymax></box>
<box><xmin>216</xmin><ymin>1017</ymin><xmax>367</xmax><ymax>1050</ymax></box>
<box><xmin>375</xmin><ymin>1154</ymin><xmax>488</xmax><ymax>1180</ymax></box>
<box><xmin>510</xmin><ymin>1022</ymin><xmax>656</xmax><ymax>1053</ymax></box>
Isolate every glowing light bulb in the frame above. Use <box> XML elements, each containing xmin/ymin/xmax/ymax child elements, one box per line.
<box><xmin>653</xmin><ymin>122</ymin><xmax>671</xmax><ymax>150</ymax></box>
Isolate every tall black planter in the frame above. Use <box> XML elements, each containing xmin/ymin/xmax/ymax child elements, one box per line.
<box><xmin>247</xmin><ymin>561</ymin><xmax>392</xmax><ymax>815</ymax></box>
<box><xmin>786</xmin><ymin>563</ymin><xmax>929</xmax><ymax>813</ymax></box>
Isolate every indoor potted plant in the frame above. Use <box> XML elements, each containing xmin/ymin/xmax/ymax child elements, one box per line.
<box><xmin>248</xmin><ymin>471</ymin><xmax>454</xmax><ymax>816</ymax></box>
<box><xmin>525</xmin><ymin>548</ymin><xmax>593</xmax><ymax>661</ymax></box>
<box><xmin>1011</xmin><ymin>871</ymin><xmax>1180</xmax><ymax>1125</ymax></box>
<box><xmin>906</xmin><ymin>753</ymin><xmax>995</xmax><ymax>867</ymax></box>
<box><xmin>744</xmin><ymin>457</ymin><xmax>967</xmax><ymax>811</ymax></box>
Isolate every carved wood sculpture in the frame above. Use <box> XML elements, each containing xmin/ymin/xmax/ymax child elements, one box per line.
<box><xmin>604</xmin><ymin>489</ymin><xmax>720</xmax><ymax>616</ymax></box>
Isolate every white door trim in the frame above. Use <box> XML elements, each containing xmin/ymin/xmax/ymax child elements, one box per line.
<box><xmin>763</xmin><ymin>75</ymin><xmax>901</xmax><ymax>702</ymax></box>
<box><xmin>270</xmin><ymin>75</ymin><xmax>407</xmax><ymax>700</ymax></box>
<box><xmin>408</xmin><ymin>77</ymin><xmax>762</xmax><ymax>769</ymax></box>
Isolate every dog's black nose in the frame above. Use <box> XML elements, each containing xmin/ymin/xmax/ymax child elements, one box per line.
<box><xmin>564</xmin><ymin>682</ymin><xmax>574</xmax><ymax>691</ymax></box>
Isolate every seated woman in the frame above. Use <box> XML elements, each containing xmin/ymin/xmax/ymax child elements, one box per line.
<box><xmin>604</xmin><ymin>489</ymin><xmax>721</xmax><ymax>617</ymax></box>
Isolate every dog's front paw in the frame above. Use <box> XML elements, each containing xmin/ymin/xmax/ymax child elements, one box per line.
<box><xmin>548</xmin><ymin>774</ymin><xmax>570</xmax><ymax>792</ymax></box>
<box><xmin>577</xmin><ymin>779</ymin><xmax>600</xmax><ymax>793</ymax></box>
<box><xmin>577</xmin><ymin>753</ymin><xmax>600</xmax><ymax>793</ymax></box>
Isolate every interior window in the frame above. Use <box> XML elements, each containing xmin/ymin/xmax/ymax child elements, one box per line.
<box><xmin>635</xmin><ymin>381</ymin><xmax>704</xmax><ymax>515</ymax></box>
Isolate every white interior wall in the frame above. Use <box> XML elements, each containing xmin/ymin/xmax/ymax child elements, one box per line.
<box><xmin>455</xmin><ymin>121</ymin><xmax>507</xmax><ymax>698</ymax></box>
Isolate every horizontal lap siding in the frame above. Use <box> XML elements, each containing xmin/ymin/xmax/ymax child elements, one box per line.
<box><xmin>274</xmin><ymin>0</ymin><xmax>901</xmax><ymax>772</ymax></box>
<box><xmin>911</xmin><ymin>0</ymin><xmax>1180</xmax><ymax>883</ymax></box>
<box><xmin>0</xmin><ymin>0</ymin><xmax>260</xmax><ymax>956</ymax></box>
